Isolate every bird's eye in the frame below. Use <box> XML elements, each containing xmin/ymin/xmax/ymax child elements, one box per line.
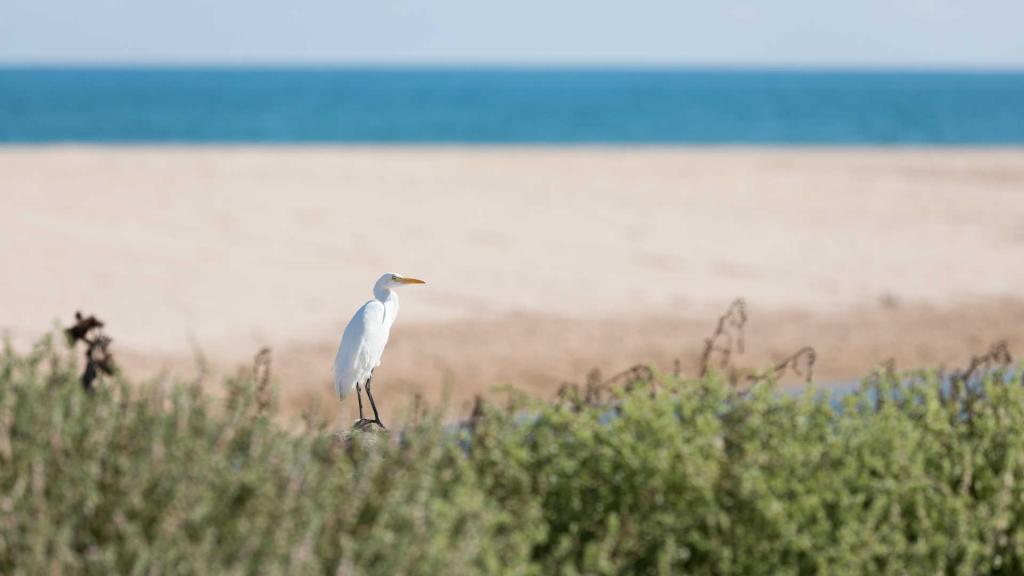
<box><xmin>391</xmin><ymin>275</ymin><xmax>398</xmax><ymax>281</ymax></box>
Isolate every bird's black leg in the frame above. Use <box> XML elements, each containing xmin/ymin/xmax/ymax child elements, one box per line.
<box><xmin>365</xmin><ymin>376</ymin><xmax>385</xmax><ymax>429</ymax></box>
<box><xmin>355</xmin><ymin>381</ymin><xmax>365</xmax><ymax>421</ymax></box>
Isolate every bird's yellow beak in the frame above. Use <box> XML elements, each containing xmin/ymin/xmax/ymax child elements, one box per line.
<box><xmin>397</xmin><ymin>276</ymin><xmax>426</xmax><ymax>285</ymax></box>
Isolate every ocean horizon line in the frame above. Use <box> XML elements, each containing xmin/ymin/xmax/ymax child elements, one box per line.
<box><xmin>3</xmin><ymin>63</ymin><xmax>1024</xmax><ymax>74</ymax></box>
<box><xmin>4</xmin><ymin>143</ymin><xmax>1024</xmax><ymax>150</ymax></box>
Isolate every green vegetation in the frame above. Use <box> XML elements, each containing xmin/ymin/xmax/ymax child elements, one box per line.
<box><xmin>2</xmin><ymin>336</ymin><xmax>1024</xmax><ymax>575</ymax></box>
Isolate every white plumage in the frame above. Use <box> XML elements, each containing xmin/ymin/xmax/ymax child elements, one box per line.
<box><xmin>333</xmin><ymin>273</ymin><xmax>425</xmax><ymax>425</ymax></box>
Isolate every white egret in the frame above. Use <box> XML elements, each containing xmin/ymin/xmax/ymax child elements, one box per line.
<box><xmin>334</xmin><ymin>273</ymin><xmax>426</xmax><ymax>428</ymax></box>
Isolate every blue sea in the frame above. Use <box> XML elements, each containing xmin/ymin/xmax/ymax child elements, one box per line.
<box><xmin>1</xmin><ymin>68</ymin><xmax>1022</xmax><ymax>144</ymax></box>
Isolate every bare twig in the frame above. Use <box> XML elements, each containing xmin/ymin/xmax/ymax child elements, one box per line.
<box><xmin>252</xmin><ymin>347</ymin><xmax>273</xmax><ymax>414</ymax></box>
<box><xmin>949</xmin><ymin>341</ymin><xmax>1013</xmax><ymax>417</ymax></box>
<box><xmin>698</xmin><ymin>299</ymin><xmax>747</xmax><ymax>384</ymax></box>
<box><xmin>951</xmin><ymin>341</ymin><xmax>1012</xmax><ymax>387</ymax></box>
<box><xmin>602</xmin><ymin>365</ymin><xmax>655</xmax><ymax>391</ymax></box>
<box><xmin>769</xmin><ymin>346</ymin><xmax>817</xmax><ymax>384</ymax></box>
<box><xmin>557</xmin><ymin>363</ymin><xmax>658</xmax><ymax>409</ymax></box>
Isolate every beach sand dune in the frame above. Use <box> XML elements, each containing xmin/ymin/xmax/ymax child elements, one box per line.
<box><xmin>3</xmin><ymin>147</ymin><xmax>1023</xmax><ymax>420</ymax></box>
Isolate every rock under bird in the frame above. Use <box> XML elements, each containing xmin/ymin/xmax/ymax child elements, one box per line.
<box><xmin>333</xmin><ymin>273</ymin><xmax>426</xmax><ymax>428</ymax></box>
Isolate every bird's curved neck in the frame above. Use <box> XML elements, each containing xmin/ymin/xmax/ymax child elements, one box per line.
<box><xmin>374</xmin><ymin>287</ymin><xmax>400</xmax><ymax>326</ymax></box>
<box><xmin>373</xmin><ymin>284</ymin><xmax>394</xmax><ymax>302</ymax></box>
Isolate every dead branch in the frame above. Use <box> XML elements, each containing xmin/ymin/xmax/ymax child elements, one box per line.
<box><xmin>949</xmin><ymin>341</ymin><xmax>1013</xmax><ymax>412</ymax></box>
<box><xmin>65</xmin><ymin>311</ymin><xmax>116</xmax><ymax>391</ymax></box>
<box><xmin>698</xmin><ymin>298</ymin><xmax>747</xmax><ymax>384</ymax></box>
<box><xmin>769</xmin><ymin>346</ymin><xmax>817</xmax><ymax>384</ymax></box>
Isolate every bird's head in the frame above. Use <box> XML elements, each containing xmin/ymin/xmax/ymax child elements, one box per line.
<box><xmin>375</xmin><ymin>272</ymin><xmax>427</xmax><ymax>293</ymax></box>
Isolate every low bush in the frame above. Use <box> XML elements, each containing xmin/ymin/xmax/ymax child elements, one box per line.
<box><xmin>2</xmin><ymin>336</ymin><xmax>1023</xmax><ymax>575</ymax></box>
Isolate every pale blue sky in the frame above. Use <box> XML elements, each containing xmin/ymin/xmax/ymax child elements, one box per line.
<box><xmin>2</xmin><ymin>0</ymin><xmax>1023</xmax><ymax>67</ymax></box>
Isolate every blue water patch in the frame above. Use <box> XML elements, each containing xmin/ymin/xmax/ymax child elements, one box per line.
<box><xmin>1</xmin><ymin>68</ymin><xmax>1023</xmax><ymax>144</ymax></box>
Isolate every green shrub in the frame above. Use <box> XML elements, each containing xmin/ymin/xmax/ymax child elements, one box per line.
<box><xmin>2</xmin><ymin>336</ymin><xmax>1023</xmax><ymax>575</ymax></box>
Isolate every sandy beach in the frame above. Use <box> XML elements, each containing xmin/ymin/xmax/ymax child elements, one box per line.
<box><xmin>3</xmin><ymin>147</ymin><xmax>1023</xmax><ymax>419</ymax></box>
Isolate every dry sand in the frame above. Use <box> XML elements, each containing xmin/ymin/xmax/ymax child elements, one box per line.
<box><xmin>2</xmin><ymin>147</ymin><xmax>1023</xmax><ymax>420</ymax></box>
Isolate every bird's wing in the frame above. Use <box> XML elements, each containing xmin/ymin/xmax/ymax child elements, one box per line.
<box><xmin>333</xmin><ymin>300</ymin><xmax>386</xmax><ymax>399</ymax></box>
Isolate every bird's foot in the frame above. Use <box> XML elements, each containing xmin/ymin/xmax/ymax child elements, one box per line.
<box><xmin>352</xmin><ymin>418</ymin><xmax>386</xmax><ymax>433</ymax></box>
